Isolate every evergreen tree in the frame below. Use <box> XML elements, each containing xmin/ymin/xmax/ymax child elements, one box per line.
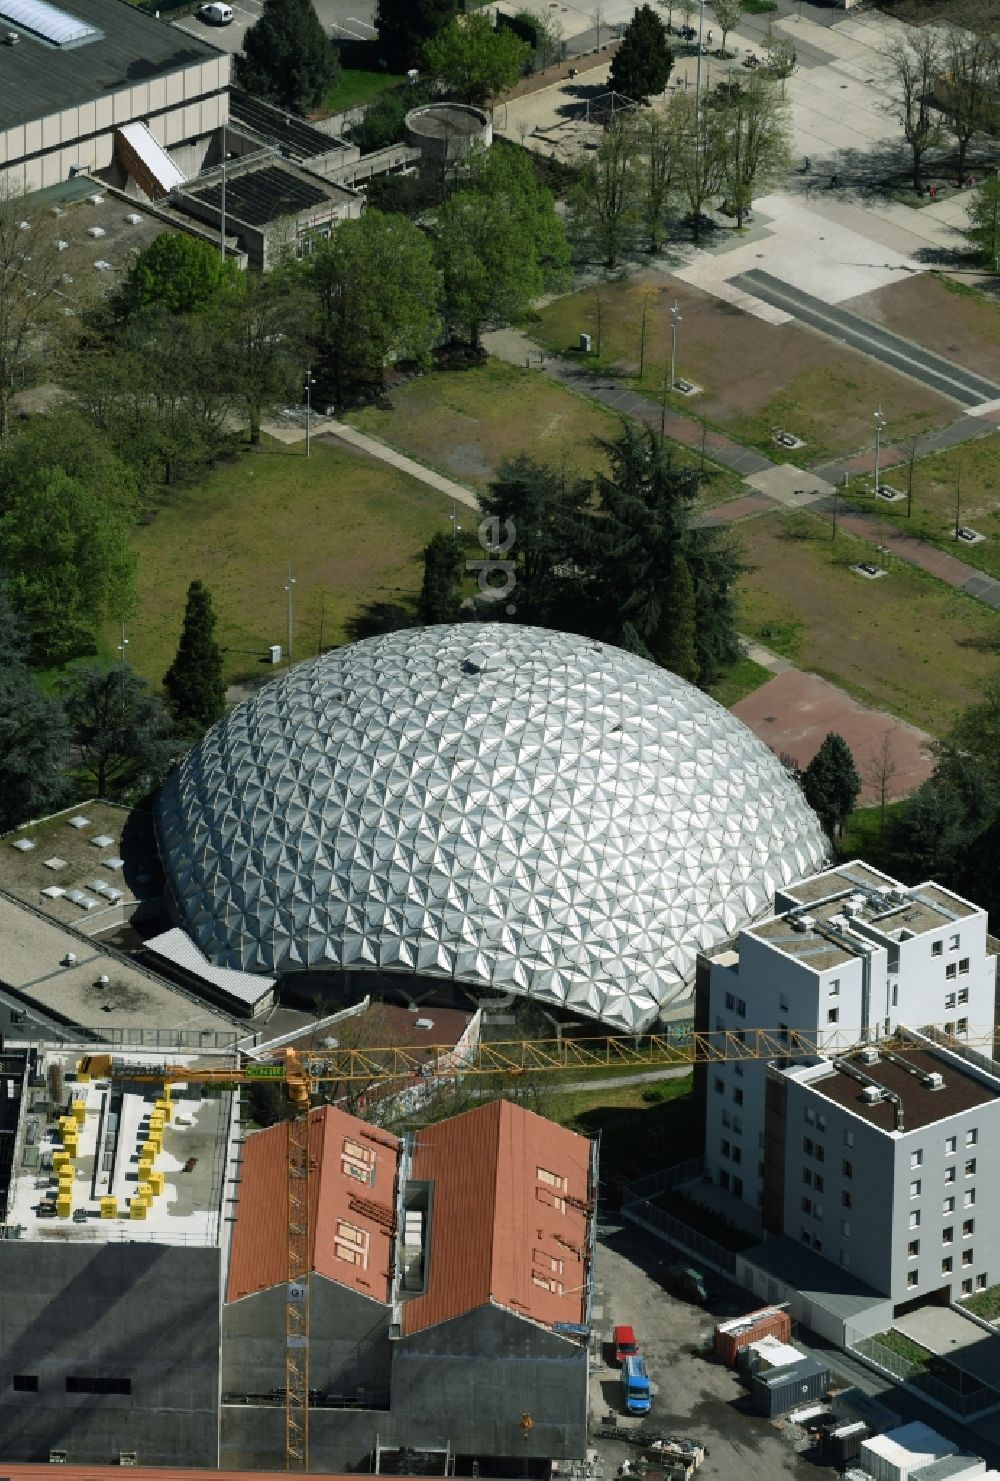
<box><xmin>235</xmin><ymin>0</ymin><xmax>339</xmax><ymax>114</ymax></box>
<box><xmin>0</xmin><ymin>586</ymin><xmax>70</xmax><ymax>831</ymax></box>
<box><xmin>479</xmin><ymin>454</ymin><xmax>590</xmax><ymax>627</ymax></box>
<box><xmin>418</xmin><ymin>532</ymin><xmax>464</xmax><ymax>625</ymax></box>
<box><xmin>608</xmin><ymin>4</ymin><xmax>673</xmax><ymax>105</ymax></box>
<box><xmin>60</xmin><ymin>664</ymin><xmax>177</xmax><ymax>799</ymax></box>
<box><xmin>376</xmin><ymin>0</ymin><xmax>457</xmax><ymax>69</ymax></box>
<box><xmin>164</xmin><ymin>580</ymin><xmax>227</xmax><ymax>729</ymax></box>
<box><xmin>801</xmin><ymin>733</ymin><xmax>861</xmax><ymax>838</ymax></box>
<box><xmin>650</xmin><ymin>555</ymin><xmax>699</xmax><ymax>681</ymax></box>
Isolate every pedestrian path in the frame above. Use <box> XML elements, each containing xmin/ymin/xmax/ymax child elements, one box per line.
<box><xmin>315</xmin><ymin>419</ymin><xmax>481</xmax><ymax>511</ymax></box>
<box><xmin>813</xmin><ymin>501</ymin><xmax>1000</xmax><ymax>609</ymax></box>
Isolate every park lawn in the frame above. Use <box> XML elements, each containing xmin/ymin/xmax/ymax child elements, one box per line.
<box><xmin>529</xmin><ymin>279</ymin><xmax>954</xmax><ymax>465</ymax></box>
<box><xmin>319</xmin><ymin>69</ymin><xmax>405</xmax><ymax>114</ymax></box>
<box><xmin>707</xmin><ymin>654</ymin><xmax>772</xmax><ymax>708</ymax></box>
<box><xmin>736</xmin><ymin>509</ymin><xmax>1000</xmax><ymax>735</ymax></box>
<box><xmin>548</xmin><ymin>1075</ymin><xmax>698</xmax><ymax>1183</ymax></box>
<box><xmin>838</xmin><ymin>801</ymin><xmax>908</xmax><ymax>872</ymax></box>
<box><xmin>846</xmin><ymin>433</ymin><xmax>1000</xmax><ymax>580</ymax></box>
<box><xmin>347</xmin><ymin>359</ymin><xmax>745</xmax><ymax>502</ymax></box>
<box><xmin>115</xmin><ymin>439</ymin><xmax>450</xmax><ymax>688</ymax></box>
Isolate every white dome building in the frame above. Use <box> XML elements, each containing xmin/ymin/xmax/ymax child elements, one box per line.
<box><xmin>157</xmin><ymin>625</ymin><xmax>828</xmax><ymax>1032</ymax></box>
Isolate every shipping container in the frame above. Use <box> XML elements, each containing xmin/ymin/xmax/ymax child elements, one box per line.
<box><xmin>714</xmin><ymin>1305</ymin><xmax>792</xmax><ymax>1366</ymax></box>
<box><xmin>825</xmin><ymin>1420</ymin><xmax>869</xmax><ymax>1467</ymax></box>
<box><xmin>860</xmin><ymin>1422</ymin><xmax>955</xmax><ymax>1481</ymax></box>
<box><xmin>749</xmin><ymin>1357</ymin><xmax>830</xmax><ymax>1419</ymax></box>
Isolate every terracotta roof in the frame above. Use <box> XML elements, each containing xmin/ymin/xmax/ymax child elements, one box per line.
<box><xmin>402</xmin><ymin>1098</ymin><xmax>592</xmax><ymax>1337</ymax></box>
<box><xmin>226</xmin><ymin>1107</ymin><xmax>400</xmax><ymax>1304</ymax></box>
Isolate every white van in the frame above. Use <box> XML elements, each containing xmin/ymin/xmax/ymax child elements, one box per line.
<box><xmin>198</xmin><ymin>2</ymin><xmax>233</xmax><ymax>23</ymax></box>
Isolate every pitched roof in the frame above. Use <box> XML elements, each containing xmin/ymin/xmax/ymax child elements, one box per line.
<box><xmin>226</xmin><ymin>1107</ymin><xmax>399</xmax><ymax>1304</ymax></box>
<box><xmin>402</xmin><ymin>1098</ymin><xmax>592</xmax><ymax>1337</ymax></box>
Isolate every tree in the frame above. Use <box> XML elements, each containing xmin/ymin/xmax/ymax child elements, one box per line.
<box><xmin>376</xmin><ymin>0</ymin><xmax>457</xmax><ymax>69</ymax></box>
<box><xmin>938</xmin><ymin>23</ymin><xmax>998</xmax><ymax>187</ymax></box>
<box><xmin>669</xmin><ymin>89</ymin><xmax>726</xmax><ymax>240</ymax></box>
<box><xmin>867</xmin><ymin>730</ymin><xmax>898</xmax><ymax>839</ymax></box>
<box><xmin>235</xmin><ymin>0</ymin><xmax>340</xmax><ymax>114</ymax></box>
<box><xmin>650</xmin><ymin>555</ymin><xmax>699</xmax><ymax>680</ymax></box>
<box><xmin>115</xmin><ymin>232</ymin><xmax>239</xmax><ymax>319</ymax></box>
<box><xmin>766</xmin><ymin>37</ymin><xmax>798</xmax><ymax>97</ymax></box>
<box><xmin>0</xmin><ymin>588</ymin><xmax>70</xmax><ymax>831</ymax></box>
<box><xmin>0</xmin><ymin>470</ymin><xmax>136</xmax><ymax>665</ymax></box>
<box><xmin>164</xmin><ymin>580</ymin><xmax>227</xmax><ymax>729</ymax></box>
<box><xmin>608</xmin><ymin>4</ymin><xmax>673</xmax><ymax>104</ymax></box>
<box><xmin>310</xmin><ymin>210</ymin><xmax>439</xmax><ymax>405</ymax></box>
<box><xmin>418</xmin><ymin>532</ymin><xmax>464</xmax><ymax>624</ymax></box>
<box><xmin>437</xmin><ymin>145</ymin><xmax>569</xmax><ymax>345</ymax></box>
<box><xmin>571</xmin><ymin>117</ymin><xmax>641</xmax><ymax>267</ymax></box>
<box><xmin>219</xmin><ymin>268</ymin><xmax>311</xmax><ymax>444</ymax></box>
<box><xmin>636</xmin><ymin>109</ymin><xmax>680</xmax><ymax>253</ymax></box>
<box><xmin>883</xmin><ymin>31</ymin><xmax>945</xmax><ymax>192</ymax></box>
<box><xmin>713</xmin><ymin>0</ymin><xmax>742</xmax><ymax>57</ymax></box>
<box><xmin>0</xmin><ymin>410</ymin><xmax>139</xmax><ymax>521</ymax></box>
<box><xmin>60</xmin><ymin>664</ymin><xmax>176</xmax><ymax>799</ymax></box>
<box><xmin>423</xmin><ymin>14</ymin><xmax>529</xmax><ymax>105</ymax></box>
<box><xmin>967</xmin><ymin>176</ymin><xmax>1000</xmax><ymax>271</ymax></box>
<box><xmin>716</xmin><ymin>74</ymin><xmax>791</xmax><ymax>228</ymax></box>
<box><xmin>0</xmin><ymin>184</ymin><xmax>77</xmax><ymax>444</ymax></box>
<box><xmin>478</xmin><ymin>454</ymin><xmax>591</xmax><ymax>626</ymax></box>
<box><xmin>801</xmin><ymin>732</ymin><xmax>861</xmax><ymax>838</ymax></box>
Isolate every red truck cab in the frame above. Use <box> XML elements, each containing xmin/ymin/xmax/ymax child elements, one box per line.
<box><xmin>614</xmin><ymin>1324</ymin><xmax>639</xmax><ymax>1363</ymax></box>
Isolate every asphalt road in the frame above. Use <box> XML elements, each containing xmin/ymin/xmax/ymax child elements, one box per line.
<box><xmin>730</xmin><ymin>270</ymin><xmax>1000</xmax><ymax>409</ymax></box>
<box><xmin>179</xmin><ymin>0</ymin><xmax>376</xmax><ymax>57</ymax></box>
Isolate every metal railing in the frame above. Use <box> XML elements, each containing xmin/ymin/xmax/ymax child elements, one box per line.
<box><xmin>851</xmin><ymin>1334</ymin><xmax>999</xmax><ymax>1418</ymax></box>
<box><xmin>621</xmin><ymin>1156</ymin><xmax>705</xmax><ymax>1206</ymax></box>
<box><xmin>621</xmin><ymin>1195</ymin><xmax>737</xmax><ymax>1277</ymax></box>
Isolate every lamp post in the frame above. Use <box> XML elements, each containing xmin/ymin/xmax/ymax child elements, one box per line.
<box><xmin>873</xmin><ymin>402</ymin><xmax>886</xmax><ymax>496</ymax></box>
<box><xmin>661</xmin><ymin>300</ymin><xmax>682</xmax><ymax>435</ymax></box>
<box><xmin>117</xmin><ymin>619</ymin><xmax>129</xmax><ymax>713</ymax></box>
<box><xmin>304</xmin><ymin>367</ymin><xmax>315</xmax><ymax>458</ymax></box>
<box><xmin>284</xmin><ymin>562</ymin><xmax>296</xmax><ymax>666</ymax></box>
<box><xmin>449</xmin><ymin>499</ymin><xmax>462</xmax><ymax>538</ymax></box>
<box><xmin>954</xmin><ymin>463</ymin><xmax>962</xmax><ymax>541</ymax></box>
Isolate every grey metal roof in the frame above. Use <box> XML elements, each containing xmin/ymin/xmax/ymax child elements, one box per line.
<box><xmin>911</xmin><ymin>1455</ymin><xmax>987</xmax><ymax>1481</ymax></box>
<box><xmin>0</xmin><ymin>0</ymin><xmax>222</xmax><ymax>134</ymax></box>
<box><xmin>741</xmin><ymin>1235</ymin><xmax>889</xmax><ymax>1323</ymax></box>
<box><xmin>186</xmin><ymin>162</ymin><xmax>331</xmax><ymax>227</ymax></box>
<box><xmin>228</xmin><ymin>89</ymin><xmax>348</xmax><ymax>161</ymax></box>
<box><xmin>754</xmin><ymin>1356</ymin><xmax>829</xmax><ymax>1389</ymax></box>
<box><xmin>157</xmin><ymin>625</ymin><xmax>829</xmax><ymax>1033</ymax></box>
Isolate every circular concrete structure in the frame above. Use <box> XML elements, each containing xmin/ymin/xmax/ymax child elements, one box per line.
<box><xmin>157</xmin><ymin>624</ymin><xmax>828</xmax><ymax>1032</ymax></box>
<box><xmin>405</xmin><ymin>103</ymin><xmax>492</xmax><ymax>162</ymax></box>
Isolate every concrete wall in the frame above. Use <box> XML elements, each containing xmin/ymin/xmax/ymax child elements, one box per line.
<box><xmin>0</xmin><ymin>1241</ymin><xmax>220</xmax><ymax>1464</ymax></box>
<box><xmin>222</xmin><ymin>1274</ymin><xmax>390</xmax><ymax>1402</ymax></box>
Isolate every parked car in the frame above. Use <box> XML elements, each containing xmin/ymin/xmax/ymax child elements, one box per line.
<box><xmin>198</xmin><ymin>2</ymin><xmax>233</xmax><ymax>23</ymax></box>
<box><xmin>613</xmin><ymin>1324</ymin><xmax>639</xmax><ymax>1363</ymax></box>
<box><xmin>662</xmin><ymin>1263</ymin><xmax>711</xmax><ymax>1304</ymax></box>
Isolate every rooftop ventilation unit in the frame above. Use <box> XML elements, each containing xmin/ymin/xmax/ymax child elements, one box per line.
<box><xmin>125</xmin><ymin>212</ymin><xmax>143</xmax><ymax>225</ymax></box>
<box><xmin>861</xmin><ymin>1085</ymin><xmax>882</xmax><ymax>1104</ymax></box>
<box><xmin>87</xmin><ymin>225</ymin><xmax>105</xmax><ymax>238</ymax></box>
<box><xmin>94</xmin><ymin>259</ymin><xmax>111</xmax><ymax>270</ymax></box>
<box><xmin>922</xmin><ymin>1072</ymin><xmax>944</xmax><ymax>1090</ymax></box>
<box><xmin>62</xmin><ymin>952</ymin><xmax>77</xmax><ymax>967</ymax></box>
<box><xmin>792</xmin><ymin>914</ymin><xmax>816</xmax><ymax>933</ymax></box>
<box><xmin>415</xmin><ymin>1017</ymin><xmax>434</xmax><ymax>1030</ymax></box>
<box><xmin>858</xmin><ymin>1047</ymin><xmax>879</xmax><ymax>1065</ymax></box>
<box><xmin>87</xmin><ymin>192</ymin><xmax>103</xmax><ymax>204</ymax></box>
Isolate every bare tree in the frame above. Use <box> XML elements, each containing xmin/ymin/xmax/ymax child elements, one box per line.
<box><xmin>867</xmin><ymin>730</ymin><xmax>898</xmax><ymax>838</ymax></box>
<box><xmin>713</xmin><ymin>0</ymin><xmax>742</xmax><ymax>58</ymax></box>
<box><xmin>883</xmin><ymin>30</ymin><xmax>945</xmax><ymax>192</ymax></box>
<box><xmin>0</xmin><ymin>184</ymin><xmax>77</xmax><ymax>443</ymax></box>
<box><xmin>938</xmin><ymin>22</ymin><xmax>999</xmax><ymax>186</ymax></box>
<box><xmin>766</xmin><ymin>36</ymin><xmax>798</xmax><ymax>98</ymax></box>
<box><xmin>571</xmin><ymin>117</ymin><xmax>642</xmax><ymax>266</ymax></box>
<box><xmin>635</xmin><ymin>108</ymin><xmax>681</xmax><ymax>252</ymax></box>
<box><xmin>678</xmin><ymin>0</ymin><xmax>695</xmax><ymax>32</ymax></box>
<box><xmin>669</xmin><ymin>89</ymin><xmax>726</xmax><ymax>240</ymax></box>
<box><xmin>717</xmin><ymin>73</ymin><xmax>791</xmax><ymax>227</ymax></box>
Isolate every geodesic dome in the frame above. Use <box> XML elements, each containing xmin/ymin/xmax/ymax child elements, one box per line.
<box><xmin>157</xmin><ymin>625</ymin><xmax>828</xmax><ymax>1031</ymax></box>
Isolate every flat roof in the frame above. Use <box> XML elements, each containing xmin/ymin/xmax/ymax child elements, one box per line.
<box><xmin>6</xmin><ymin>1048</ymin><xmax>237</xmax><ymax>1244</ymax></box>
<box><xmin>804</xmin><ymin>1046</ymin><xmax>1000</xmax><ymax>1133</ymax></box>
<box><xmin>0</xmin><ymin>891</ymin><xmax>236</xmax><ymax>1034</ymax></box>
<box><xmin>146</xmin><ymin>927</ymin><xmax>275</xmax><ymax>1010</ymax></box>
<box><xmin>228</xmin><ymin>89</ymin><xmax>348</xmax><ymax>160</ymax></box>
<box><xmin>184</xmin><ymin>161</ymin><xmax>345</xmax><ymax>227</ymax></box>
<box><xmin>0</xmin><ymin>0</ymin><xmax>223</xmax><ymax>133</ymax></box>
<box><xmin>741</xmin><ymin>1233</ymin><xmax>888</xmax><ymax>1323</ymax></box>
<box><xmin>749</xmin><ymin>915</ymin><xmax>855</xmax><ymax>970</ymax></box>
<box><xmin>782</xmin><ymin>861</ymin><xmax>895</xmax><ymax>905</ymax></box>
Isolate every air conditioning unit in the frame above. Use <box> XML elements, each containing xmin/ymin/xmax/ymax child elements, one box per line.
<box><xmin>119</xmin><ymin>1453</ymin><xmax>138</xmax><ymax>1467</ymax></box>
<box><xmin>792</xmin><ymin>914</ymin><xmax>816</xmax><ymax>933</ymax></box>
<box><xmin>88</xmin><ymin>193</ymin><xmax>104</xmax><ymax>205</ymax></box>
<box><xmin>861</xmin><ymin>1085</ymin><xmax>882</xmax><ymax>1103</ymax></box>
<box><xmin>922</xmin><ymin>1072</ymin><xmax>944</xmax><ymax>1090</ymax></box>
<box><xmin>125</xmin><ymin>212</ymin><xmax>143</xmax><ymax>225</ymax></box>
<box><xmin>87</xmin><ymin>226</ymin><xmax>106</xmax><ymax>239</ymax></box>
<box><xmin>858</xmin><ymin>1048</ymin><xmax>879</xmax><ymax>1065</ymax></box>
<box><xmin>49</xmin><ymin>1452</ymin><xmax>67</xmax><ymax>1465</ymax></box>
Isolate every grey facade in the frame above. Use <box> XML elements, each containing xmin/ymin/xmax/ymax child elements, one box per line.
<box><xmin>0</xmin><ymin>1242</ymin><xmax>220</xmax><ymax>1465</ymax></box>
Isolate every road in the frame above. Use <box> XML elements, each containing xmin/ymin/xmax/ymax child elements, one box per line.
<box><xmin>178</xmin><ymin>0</ymin><xmax>376</xmax><ymax>58</ymax></box>
<box><xmin>729</xmin><ymin>271</ymin><xmax>1000</xmax><ymax>409</ymax></box>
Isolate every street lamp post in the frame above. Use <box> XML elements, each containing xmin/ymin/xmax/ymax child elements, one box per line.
<box><xmin>284</xmin><ymin>562</ymin><xmax>296</xmax><ymax>665</ymax></box>
<box><xmin>304</xmin><ymin>367</ymin><xmax>316</xmax><ymax>458</ymax></box>
<box><xmin>955</xmin><ymin>463</ymin><xmax>962</xmax><ymax>541</ymax></box>
<box><xmin>662</xmin><ymin>300</ymin><xmax>682</xmax><ymax>435</ymax></box>
<box><xmin>873</xmin><ymin>402</ymin><xmax>886</xmax><ymax>496</ymax></box>
<box><xmin>117</xmin><ymin>619</ymin><xmax>129</xmax><ymax>712</ymax></box>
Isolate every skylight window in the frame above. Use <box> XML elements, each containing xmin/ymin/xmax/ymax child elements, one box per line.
<box><xmin>0</xmin><ymin>0</ymin><xmax>99</xmax><ymax>46</ymax></box>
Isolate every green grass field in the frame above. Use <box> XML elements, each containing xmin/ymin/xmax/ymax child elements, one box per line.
<box><xmin>848</xmin><ymin>434</ymin><xmax>1000</xmax><ymax>579</ymax></box>
<box><xmin>115</xmin><ymin>439</ymin><xmax>450</xmax><ymax>688</ymax></box>
<box><xmin>320</xmin><ymin>69</ymin><xmax>405</xmax><ymax>114</ymax></box>
<box><xmin>737</xmin><ymin>509</ymin><xmax>1000</xmax><ymax>734</ymax></box>
<box><xmin>548</xmin><ymin>1074</ymin><xmax>697</xmax><ymax>1183</ymax></box>
<box><xmin>707</xmin><ymin>655</ymin><xmax>772</xmax><ymax>708</ymax></box>
<box><xmin>347</xmin><ymin>358</ymin><xmax>745</xmax><ymax>501</ymax></box>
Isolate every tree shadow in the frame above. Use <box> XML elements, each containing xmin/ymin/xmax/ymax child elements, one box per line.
<box><xmin>344</xmin><ymin>599</ymin><xmax>418</xmax><ymax>642</ymax></box>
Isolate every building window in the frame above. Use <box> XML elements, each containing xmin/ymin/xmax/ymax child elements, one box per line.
<box><xmin>801</xmin><ymin>1228</ymin><xmax>812</xmax><ymax>1247</ymax></box>
<box><xmin>815</xmin><ymin>1204</ymin><xmax>824</xmax><ymax>1222</ymax></box>
<box><xmin>720</xmin><ymin>1139</ymin><xmax>731</xmax><ymax>1158</ymax></box>
<box><xmin>840</xmin><ymin>1250</ymin><xmax>850</xmax><ymax>1269</ymax></box>
<box><xmin>804</xmin><ymin>1168</ymin><xmax>814</xmax><ymax>1188</ymax></box>
<box><xmin>842</xmin><ymin>1191</ymin><xmax>853</xmax><ymax>1209</ymax></box>
<box><xmin>966</xmin><ymin>1129</ymin><xmax>978</xmax><ymax>1147</ymax></box>
<box><xmin>801</xmin><ymin>1196</ymin><xmax>812</xmax><ymax>1214</ymax></box>
<box><xmin>815</xmin><ymin>1144</ymin><xmax>825</xmax><ymax>1163</ymax></box>
<box><xmin>734</xmin><ymin>1088</ymin><xmax>743</xmax><ymax>1106</ymax></box>
<box><xmin>779</xmin><ymin>993</ymin><xmax>789</xmax><ymax>1011</ymax></box>
<box><xmin>911</xmin><ymin>1150</ymin><xmax>923</xmax><ymax>1169</ymax></box>
<box><xmin>536</xmin><ymin>1186</ymin><xmax>567</xmax><ymax>1214</ymax></box>
<box><xmin>950</xmin><ymin>933</ymin><xmax>960</xmax><ymax>950</ymax></box>
<box><xmin>965</xmin><ymin>1159</ymin><xmax>977</xmax><ymax>1177</ymax></box>
<box><xmin>814</xmin><ymin>1173</ymin><xmax>824</xmax><ymax>1192</ymax></box>
<box><xmin>733</xmin><ymin>1116</ymin><xmax>742</xmax><ymax>1134</ymax></box>
<box><xmin>531</xmin><ymin>1273</ymin><xmax>564</xmax><ymax>1295</ymax></box>
<box><xmin>733</xmin><ymin>1145</ymin><xmax>743</xmax><ymax>1165</ymax></box>
<box><xmin>722</xmin><ymin>1110</ymin><xmax>731</xmax><ymax>1130</ymax></box>
<box><xmin>892</xmin><ymin>984</ymin><xmax>899</xmax><ymax>1007</ymax></box>
<box><xmin>908</xmin><ymin>1271</ymin><xmax>919</xmax><ymax>1288</ymax></box>
<box><xmin>958</xmin><ymin>1018</ymin><xmax>969</xmax><ymax>1035</ymax></box>
<box><xmin>65</xmin><ymin>1378</ymin><xmax>131</xmax><ymax>1395</ymax></box>
<box><xmin>942</xmin><ymin>1258</ymin><xmax>953</xmax><ymax>1275</ymax></box>
<box><xmin>910</xmin><ymin>1180</ymin><xmax>921</xmax><ymax>1199</ymax></box>
<box><xmin>12</xmin><ymin>1376</ymin><xmax>38</xmax><ymax>1392</ymax></box>
<box><xmin>714</xmin><ymin>1077</ymin><xmax>724</xmax><ymax>1094</ymax></box>
<box><xmin>943</xmin><ymin>1226</ymin><xmax>954</xmax><ymax>1245</ymax></box>
<box><xmin>945</xmin><ymin>1022</ymin><xmax>955</xmax><ymax>1036</ymax></box>
<box><xmin>827</xmin><ymin>1007</ymin><xmax>839</xmax><ymax>1025</ymax></box>
<box><xmin>963</xmin><ymin>1249</ymin><xmax>974</xmax><ymax>1267</ymax></box>
<box><xmin>946</xmin><ymin>967</ymin><xmax>957</xmax><ymax>983</ymax></box>
<box><xmin>965</xmin><ymin>1190</ymin><xmax>976</xmax><ymax>1208</ymax></box>
<box><xmin>733</xmin><ymin>1176</ymin><xmax>744</xmax><ymax>1198</ymax></box>
<box><xmin>963</xmin><ymin>1219</ymin><xmax>974</xmax><ymax>1237</ymax></box>
<box><xmin>962</xmin><ymin>1279</ymin><xmax>973</xmax><ymax>1295</ymax></box>
<box><xmin>813</xmin><ymin>1237</ymin><xmax>822</xmax><ymax>1253</ymax></box>
<box><xmin>910</xmin><ymin>1210</ymin><xmax>920</xmax><ymax>1229</ymax></box>
<box><xmin>841</xmin><ymin>1219</ymin><xmax>851</xmax><ymax>1238</ymax></box>
<box><xmin>737</xmin><ymin>997</ymin><xmax>746</xmax><ymax>1016</ymax></box>
<box><xmin>959</xmin><ymin>988</ymin><xmax>969</xmax><ymax>1005</ymax></box>
<box><xmin>533</xmin><ymin>1250</ymin><xmax>564</xmax><ymax>1275</ymax></box>
<box><xmin>735</xmin><ymin>1061</ymin><xmax>744</xmax><ymax>1078</ymax></box>
<box><xmin>945</xmin><ymin>1136</ymin><xmax>957</xmax><ymax>1155</ymax></box>
<box><xmin>945</xmin><ymin>1167</ymin><xmax>956</xmax><ymax>1185</ymax></box>
<box><xmin>803</xmin><ymin>1137</ymin><xmax>813</xmax><ymax>1155</ymax></box>
<box><xmin>977</xmin><ymin>1274</ymin><xmax>988</xmax><ymax>1291</ymax></box>
<box><xmin>725</xmin><ymin>992</ymin><xmax>735</xmax><ymax>1011</ymax></box>
<box><xmin>945</xmin><ymin>987</ymin><xmax>957</xmax><ymax>1003</ymax></box>
<box><xmin>959</xmin><ymin>958</ymin><xmax>970</xmax><ymax>975</ymax></box>
<box><xmin>537</xmin><ymin>1167</ymin><xmax>568</xmax><ymax>1191</ymax></box>
<box><xmin>719</xmin><ymin>1170</ymin><xmax>730</xmax><ymax>1190</ymax></box>
<box><xmin>843</xmin><ymin>1130</ymin><xmax>854</xmax><ymax>1148</ymax></box>
<box><xmin>334</xmin><ymin>1221</ymin><xmax>370</xmax><ymax>1268</ymax></box>
<box><xmin>341</xmin><ymin>1138</ymin><xmax>376</xmax><ymax>1185</ymax></box>
<box><xmin>842</xmin><ymin>1159</ymin><xmax>853</xmax><ymax>1179</ymax></box>
<box><xmin>908</xmin><ymin>1240</ymin><xmax>920</xmax><ymax>1257</ymax></box>
<box><xmin>804</xmin><ymin>1107</ymin><xmax>816</xmax><ymax>1126</ymax></box>
<box><xmin>944</xmin><ymin>1196</ymin><xmax>956</xmax><ymax>1214</ymax></box>
<box><xmin>829</xmin><ymin>978</ymin><xmax>840</xmax><ymax>996</ymax></box>
<box><xmin>932</xmin><ymin>941</ymin><xmax>943</xmax><ymax>957</ymax></box>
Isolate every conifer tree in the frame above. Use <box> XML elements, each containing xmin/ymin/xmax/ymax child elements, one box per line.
<box><xmin>418</xmin><ymin>533</ymin><xmax>464</xmax><ymax>626</ymax></box>
<box><xmin>164</xmin><ymin>580</ymin><xmax>226</xmax><ymax>729</ymax></box>
<box><xmin>801</xmin><ymin>732</ymin><xmax>861</xmax><ymax>839</ymax></box>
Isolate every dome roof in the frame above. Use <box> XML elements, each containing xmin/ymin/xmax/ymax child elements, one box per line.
<box><xmin>157</xmin><ymin>625</ymin><xmax>828</xmax><ymax>1032</ymax></box>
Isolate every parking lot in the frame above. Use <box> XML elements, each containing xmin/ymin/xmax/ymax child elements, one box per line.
<box><xmin>175</xmin><ymin>0</ymin><xmax>376</xmax><ymax>57</ymax></box>
<box><xmin>590</xmin><ymin>1219</ymin><xmax>817</xmax><ymax>1481</ymax></box>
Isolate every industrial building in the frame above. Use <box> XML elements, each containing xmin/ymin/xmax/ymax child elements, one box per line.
<box><xmin>156</xmin><ymin>623</ymin><xmax>828</xmax><ymax>1033</ymax></box>
<box><xmin>0</xmin><ymin>1043</ymin><xmax>594</xmax><ymax>1471</ymax></box>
